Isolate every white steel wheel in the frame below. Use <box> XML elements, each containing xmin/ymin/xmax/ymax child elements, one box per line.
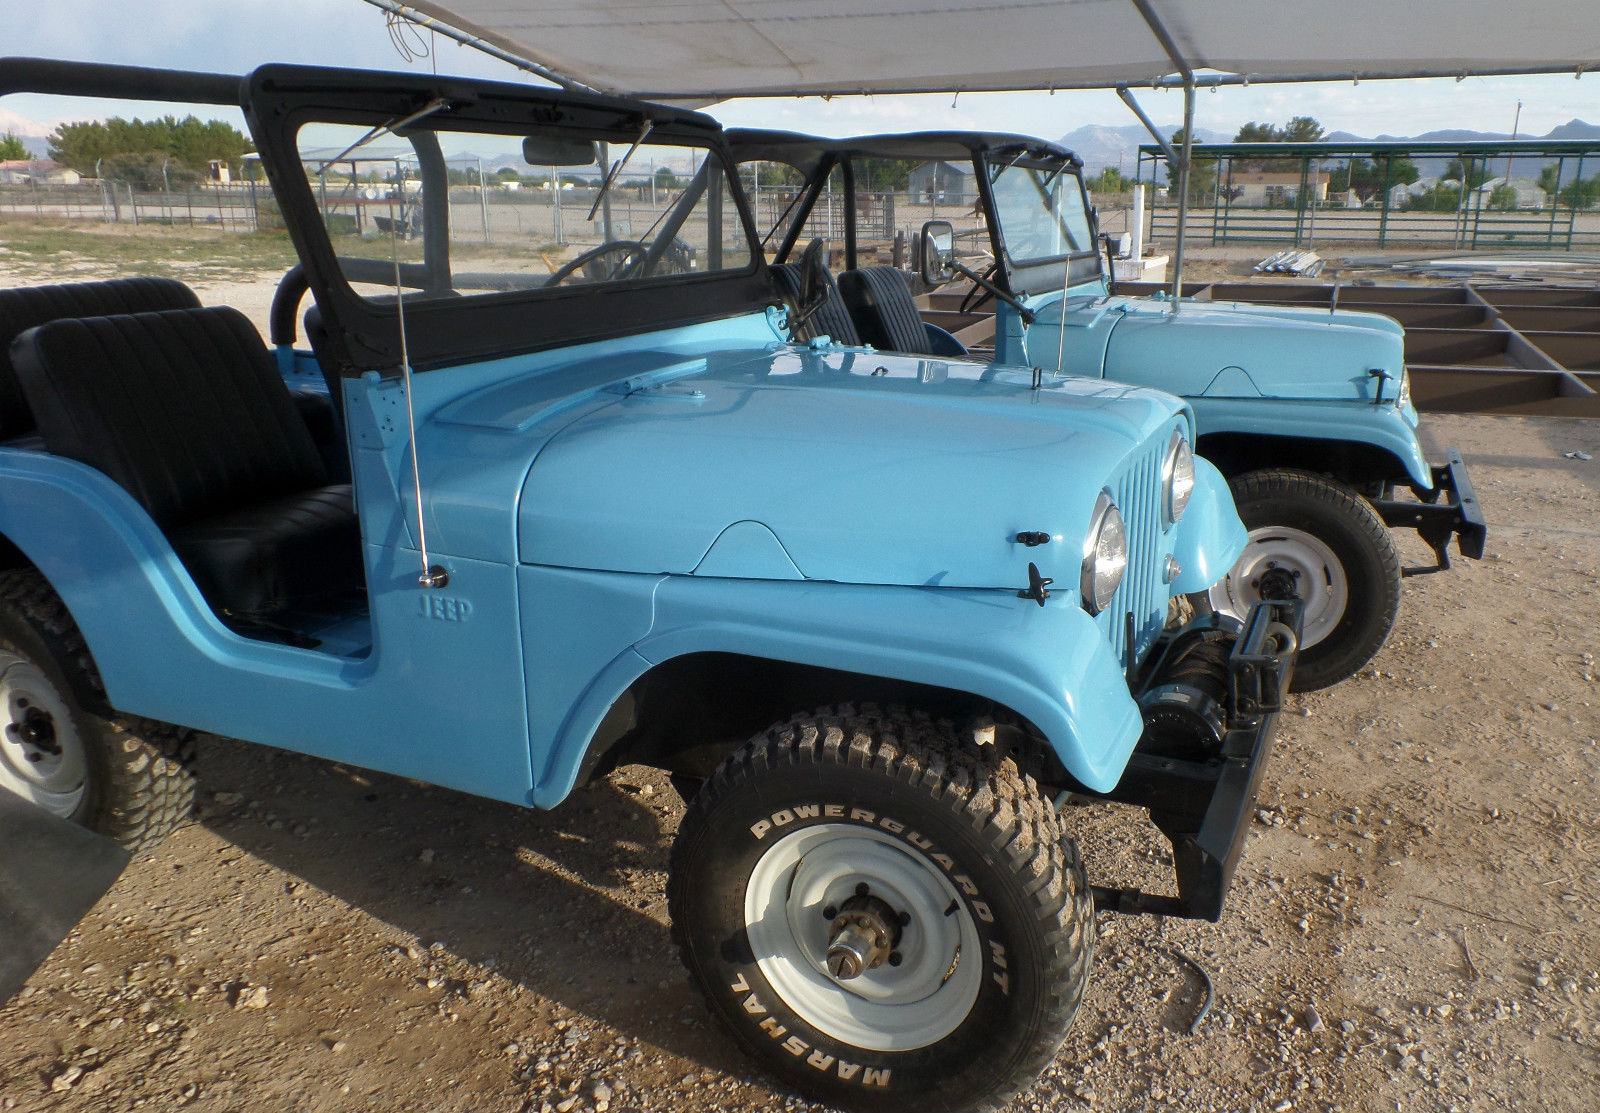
<box><xmin>743</xmin><ymin>823</ymin><xmax>982</xmax><ymax>1053</ymax></box>
<box><xmin>1210</xmin><ymin>525</ymin><xmax>1350</xmax><ymax>649</ymax></box>
<box><xmin>0</xmin><ymin>650</ymin><xmax>89</xmax><ymax>818</ymax></box>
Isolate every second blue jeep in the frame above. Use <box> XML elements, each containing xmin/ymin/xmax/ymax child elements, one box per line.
<box><xmin>730</xmin><ymin>129</ymin><xmax>1487</xmax><ymax>691</ymax></box>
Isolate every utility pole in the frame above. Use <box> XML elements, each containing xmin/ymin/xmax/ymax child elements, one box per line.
<box><xmin>1503</xmin><ymin>100</ymin><xmax>1522</xmax><ymax>189</ymax></box>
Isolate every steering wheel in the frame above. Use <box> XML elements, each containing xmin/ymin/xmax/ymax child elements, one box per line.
<box><xmin>958</xmin><ymin>261</ymin><xmax>1001</xmax><ymax>315</ymax></box>
<box><xmin>546</xmin><ymin>240</ymin><xmax>650</xmax><ymax>286</ymax></box>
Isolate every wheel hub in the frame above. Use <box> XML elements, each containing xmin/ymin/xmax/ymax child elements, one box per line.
<box><xmin>6</xmin><ymin>704</ymin><xmax>62</xmax><ymax>761</ymax></box>
<box><xmin>824</xmin><ymin>888</ymin><xmax>903</xmax><ymax>981</ymax></box>
<box><xmin>743</xmin><ymin>824</ymin><xmax>983</xmax><ymax>1051</ymax></box>
<box><xmin>0</xmin><ymin>654</ymin><xmax>88</xmax><ymax>817</ymax></box>
<box><xmin>1209</xmin><ymin>526</ymin><xmax>1349</xmax><ymax>650</ymax></box>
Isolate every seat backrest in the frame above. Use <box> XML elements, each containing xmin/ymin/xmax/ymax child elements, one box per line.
<box><xmin>837</xmin><ymin>267</ymin><xmax>928</xmax><ymax>353</ymax></box>
<box><xmin>12</xmin><ymin>306</ymin><xmax>328</xmax><ymax>527</ymax></box>
<box><xmin>769</xmin><ymin>263</ymin><xmax>861</xmax><ymax>345</ymax></box>
<box><xmin>0</xmin><ymin>277</ymin><xmax>200</xmax><ymax>440</ymax></box>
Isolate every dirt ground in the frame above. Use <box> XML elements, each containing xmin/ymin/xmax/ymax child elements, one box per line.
<box><xmin>0</xmin><ymin>247</ymin><xmax>1597</xmax><ymax>1113</ymax></box>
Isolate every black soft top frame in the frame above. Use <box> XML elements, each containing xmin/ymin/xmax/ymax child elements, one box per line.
<box><xmin>1</xmin><ymin>57</ymin><xmax>778</xmax><ymax>377</ymax></box>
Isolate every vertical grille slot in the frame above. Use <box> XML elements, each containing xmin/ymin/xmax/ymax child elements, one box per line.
<box><xmin>1098</xmin><ymin>436</ymin><xmax>1169</xmax><ymax>666</ymax></box>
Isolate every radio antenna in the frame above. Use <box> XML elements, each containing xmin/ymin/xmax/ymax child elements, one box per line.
<box><xmin>389</xmin><ymin>166</ymin><xmax>448</xmax><ymax>589</ymax></box>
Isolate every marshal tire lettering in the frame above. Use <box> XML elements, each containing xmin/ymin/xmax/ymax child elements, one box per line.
<box><xmin>668</xmin><ymin>704</ymin><xmax>1095</xmax><ymax>1109</ymax></box>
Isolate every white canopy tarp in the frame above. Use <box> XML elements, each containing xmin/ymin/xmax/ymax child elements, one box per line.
<box><xmin>382</xmin><ymin>0</ymin><xmax>1599</xmax><ymax>100</ymax></box>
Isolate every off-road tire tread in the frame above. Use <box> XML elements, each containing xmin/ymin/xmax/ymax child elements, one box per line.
<box><xmin>1230</xmin><ymin>468</ymin><xmax>1402</xmax><ymax>691</ymax></box>
<box><xmin>670</xmin><ymin>703</ymin><xmax>1094</xmax><ymax>1113</ymax></box>
<box><xmin>0</xmin><ymin>569</ymin><xmax>196</xmax><ymax>853</ymax></box>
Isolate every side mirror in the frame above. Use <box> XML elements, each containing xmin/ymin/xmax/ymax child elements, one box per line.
<box><xmin>920</xmin><ymin>219</ymin><xmax>956</xmax><ymax>287</ymax></box>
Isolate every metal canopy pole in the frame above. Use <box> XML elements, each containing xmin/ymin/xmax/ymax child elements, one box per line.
<box><xmin>1129</xmin><ymin>0</ymin><xmax>1196</xmax><ymax>308</ymax></box>
<box><xmin>1116</xmin><ymin>86</ymin><xmax>1179</xmax><ymax>165</ymax></box>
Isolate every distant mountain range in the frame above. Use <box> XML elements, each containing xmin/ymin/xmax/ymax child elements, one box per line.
<box><xmin>1061</xmin><ymin>119</ymin><xmax>1600</xmax><ymax>175</ymax></box>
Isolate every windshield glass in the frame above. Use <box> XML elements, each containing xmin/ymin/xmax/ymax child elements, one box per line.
<box><xmin>295</xmin><ymin>119</ymin><xmax>753</xmax><ymax>302</ymax></box>
<box><xmin>988</xmin><ymin>156</ymin><xmax>1094</xmax><ymax>266</ymax></box>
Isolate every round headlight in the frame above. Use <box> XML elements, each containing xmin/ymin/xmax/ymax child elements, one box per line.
<box><xmin>1162</xmin><ymin>428</ymin><xmax>1195</xmax><ymax>526</ymax></box>
<box><xmin>1080</xmin><ymin>491</ymin><xmax>1128</xmax><ymax>615</ymax></box>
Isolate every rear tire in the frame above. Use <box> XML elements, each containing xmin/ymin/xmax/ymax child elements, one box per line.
<box><xmin>668</xmin><ymin>704</ymin><xmax>1093</xmax><ymax>1112</ymax></box>
<box><xmin>1210</xmin><ymin>469</ymin><xmax>1401</xmax><ymax>691</ymax></box>
<box><xmin>0</xmin><ymin>570</ymin><xmax>195</xmax><ymax>853</ymax></box>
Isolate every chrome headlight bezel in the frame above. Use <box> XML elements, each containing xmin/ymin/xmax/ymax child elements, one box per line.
<box><xmin>1396</xmin><ymin>367</ymin><xmax>1413</xmax><ymax>410</ymax></box>
<box><xmin>1080</xmin><ymin>490</ymin><xmax>1128</xmax><ymax>616</ymax></box>
<box><xmin>1161</xmin><ymin>427</ymin><xmax>1196</xmax><ymax>527</ymax></box>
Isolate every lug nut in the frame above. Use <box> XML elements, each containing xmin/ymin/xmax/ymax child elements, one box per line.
<box><xmin>821</xmin><ymin>905</ymin><xmax>837</xmax><ymax>920</ymax></box>
<box><xmin>888</xmin><ymin>952</ymin><xmax>902</xmax><ymax>967</ymax></box>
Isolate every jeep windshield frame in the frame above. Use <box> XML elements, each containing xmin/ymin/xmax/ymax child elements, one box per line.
<box><xmin>245</xmin><ymin>64</ymin><xmax>774</xmax><ymax>377</ymax></box>
<box><xmin>983</xmin><ymin>146</ymin><xmax>1104</xmax><ymax>295</ymax></box>
<box><xmin>728</xmin><ymin>129</ymin><xmax>1102</xmax><ymax>294</ymax></box>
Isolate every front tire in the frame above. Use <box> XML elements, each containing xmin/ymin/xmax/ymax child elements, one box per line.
<box><xmin>1209</xmin><ymin>469</ymin><xmax>1401</xmax><ymax>691</ymax></box>
<box><xmin>668</xmin><ymin>705</ymin><xmax>1093</xmax><ymax>1112</ymax></box>
<box><xmin>0</xmin><ymin>570</ymin><xmax>195</xmax><ymax>853</ymax></box>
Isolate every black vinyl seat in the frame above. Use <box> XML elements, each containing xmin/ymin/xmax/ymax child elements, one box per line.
<box><xmin>12</xmin><ymin>305</ymin><xmax>363</xmax><ymax>626</ymax></box>
<box><xmin>838</xmin><ymin>267</ymin><xmax>967</xmax><ymax>357</ymax></box>
<box><xmin>769</xmin><ymin>263</ymin><xmax>862</xmax><ymax>345</ymax></box>
<box><xmin>0</xmin><ymin>277</ymin><xmax>200</xmax><ymax>442</ymax></box>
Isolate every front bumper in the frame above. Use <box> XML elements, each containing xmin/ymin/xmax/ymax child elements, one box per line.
<box><xmin>1372</xmin><ymin>448</ymin><xmax>1488</xmax><ymax>575</ymax></box>
<box><xmin>1090</xmin><ymin>597</ymin><xmax>1302</xmax><ymax>922</ymax></box>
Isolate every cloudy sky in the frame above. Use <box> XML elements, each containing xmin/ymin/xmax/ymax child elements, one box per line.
<box><xmin>5</xmin><ymin>0</ymin><xmax>1596</xmax><ymax>142</ymax></box>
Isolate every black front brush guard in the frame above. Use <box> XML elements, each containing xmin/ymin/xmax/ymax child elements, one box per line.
<box><xmin>1091</xmin><ymin>598</ymin><xmax>1302</xmax><ymax>922</ymax></box>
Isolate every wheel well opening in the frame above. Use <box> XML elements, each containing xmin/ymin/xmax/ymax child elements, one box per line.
<box><xmin>577</xmin><ymin>652</ymin><xmax>1058</xmax><ymax>787</ymax></box>
<box><xmin>0</xmin><ymin>533</ymin><xmax>36</xmax><ymax>573</ymax></box>
<box><xmin>1197</xmin><ymin>432</ymin><xmax>1408</xmax><ymax>490</ymax></box>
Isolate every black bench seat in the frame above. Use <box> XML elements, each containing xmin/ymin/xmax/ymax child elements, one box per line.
<box><xmin>12</xmin><ymin>305</ymin><xmax>363</xmax><ymax>626</ymax></box>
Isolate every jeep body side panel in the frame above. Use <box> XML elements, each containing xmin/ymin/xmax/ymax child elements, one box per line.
<box><xmin>0</xmin><ymin>450</ymin><xmax>535</xmax><ymax>805</ymax></box>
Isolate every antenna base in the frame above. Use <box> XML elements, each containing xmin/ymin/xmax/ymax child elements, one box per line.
<box><xmin>419</xmin><ymin>565</ymin><xmax>451</xmax><ymax>589</ymax></box>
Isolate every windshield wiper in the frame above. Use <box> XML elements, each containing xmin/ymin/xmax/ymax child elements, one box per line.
<box><xmin>588</xmin><ymin>119</ymin><xmax>654</xmax><ymax>221</ymax></box>
<box><xmin>313</xmin><ymin>98</ymin><xmax>451</xmax><ymax>175</ymax></box>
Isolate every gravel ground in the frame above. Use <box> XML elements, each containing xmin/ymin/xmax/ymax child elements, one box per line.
<box><xmin>1</xmin><ymin>353</ymin><xmax>1597</xmax><ymax>1109</ymax></box>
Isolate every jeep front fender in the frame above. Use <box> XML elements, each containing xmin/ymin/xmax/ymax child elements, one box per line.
<box><xmin>634</xmin><ymin>577</ymin><xmax>1144</xmax><ymax>795</ymax></box>
<box><xmin>1190</xmin><ymin>396</ymin><xmax>1433</xmax><ymax>489</ymax></box>
<box><xmin>1167</xmin><ymin>455</ymin><xmax>1248</xmax><ymax>595</ymax></box>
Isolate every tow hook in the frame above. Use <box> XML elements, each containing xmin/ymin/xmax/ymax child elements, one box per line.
<box><xmin>824</xmin><ymin>884</ymin><xmax>905</xmax><ymax>981</ymax></box>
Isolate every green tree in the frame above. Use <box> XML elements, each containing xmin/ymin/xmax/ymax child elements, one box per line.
<box><xmin>1488</xmin><ymin>183</ymin><xmax>1520</xmax><ymax>210</ymax></box>
<box><xmin>654</xmin><ymin>165</ymin><xmax>680</xmax><ymax>190</ymax></box>
<box><xmin>100</xmin><ymin>151</ymin><xmax>201</xmax><ymax>191</ymax></box>
<box><xmin>1537</xmin><ymin>164</ymin><xmax>1563</xmax><ymax>197</ymax></box>
<box><xmin>1166</xmin><ymin>128</ymin><xmax>1217</xmax><ymax>201</ymax></box>
<box><xmin>1557</xmin><ymin>176</ymin><xmax>1600</xmax><ymax>210</ymax></box>
<box><xmin>49</xmin><ymin>115</ymin><xmax>252</xmax><ymax>177</ymax></box>
<box><xmin>1443</xmin><ymin>159</ymin><xmax>1492</xmax><ymax>189</ymax></box>
<box><xmin>1280</xmin><ymin>116</ymin><xmax>1325</xmax><ymax>143</ymax></box>
<box><xmin>1086</xmin><ymin>166</ymin><xmax>1131</xmax><ymax>194</ymax></box>
<box><xmin>0</xmin><ymin>132</ymin><xmax>28</xmax><ymax>161</ymax></box>
<box><xmin>1405</xmin><ymin>183</ymin><xmax>1464</xmax><ymax>212</ymax></box>
<box><xmin>1233</xmin><ymin>121</ymin><xmax>1279</xmax><ymax>144</ymax></box>
<box><xmin>1329</xmin><ymin>156</ymin><xmax>1420</xmax><ymax>202</ymax></box>
<box><xmin>854</xmin><ymin>158</ymin><xmax>919</xmax><ymax>192</ymax></box>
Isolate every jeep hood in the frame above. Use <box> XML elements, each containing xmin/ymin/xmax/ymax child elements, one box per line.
<box><xmin>1101</xmin><ymin>297</ymin><xmax>1406</xmax><ymax>403</ymax></box>
<box><xmin>513</xmin><ymin>345</ymin><xmax>1184</xmax><ymax>589</ymax></box>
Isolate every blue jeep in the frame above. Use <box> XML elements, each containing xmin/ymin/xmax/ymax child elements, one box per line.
<box><xmin>730</xmin><ymin>130</ymin><xmax>1487</xmax><ymax>691</ymax></box>
<box><xmin>0</xmin><ymin>60</ymin><xmax>1296</xmax><ymax>1110</ymax></box>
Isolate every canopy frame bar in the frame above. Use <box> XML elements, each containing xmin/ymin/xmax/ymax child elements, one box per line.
<box><xmin>1129</xmin><ymin>0</ymin><xmax>1196</xmax><ymax>306</ymax></box>
<box><xmin>362</xmin><ymin>0</ymin><xmax>601</xmax><ymax>95</ymax></box>
<box><xmin>1117</xmin><ymin>86</ymin><xmax>1178</xmax><ymax>165</ymax></box>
